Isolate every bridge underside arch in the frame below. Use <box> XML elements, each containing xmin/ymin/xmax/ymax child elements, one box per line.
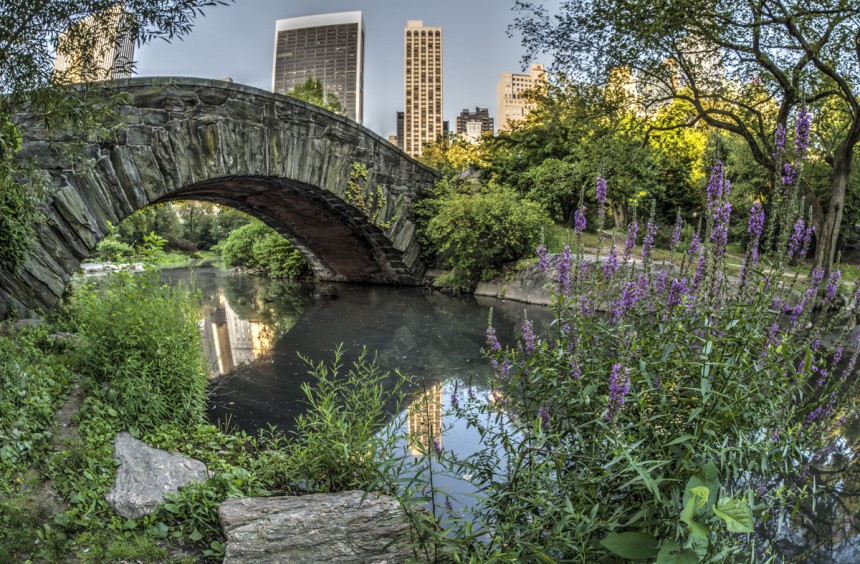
<box><xmin>161</xmin><ymin>176</ymin><xmax>419</xmax><ymax>284</ymax></box>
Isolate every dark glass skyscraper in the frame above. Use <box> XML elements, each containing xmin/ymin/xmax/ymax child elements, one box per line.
<box><xmin>272</xmin><ymin>12</ymin><xmax>365</xmax><ymax>123</ymax></box>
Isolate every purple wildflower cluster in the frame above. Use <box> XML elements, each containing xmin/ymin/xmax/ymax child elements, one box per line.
<box><xmin>710</xmin><ymin>201</ymin><xmax>732</xmax><ymax>259</ymax></box>
<box><xmin>623</xmin><ymin>220</ymin><xmax>638</xmax><ymax>261</ymax></box>
<box><xmin>773</xmin><ymin>124</ymin><xmax>786</xmax><ymax>158</ymax></box>
<box><xmin>604</xmin><ymin>244</ymin><xmax>619</xmax><ymax>279</ymax></box>
<box><xmin>641</xmin><ymin>219</ymin><xmax>658</xmax><ymax>259</ymax></box>
<box><xmin>607</xmin><ymin>363</ymin><xmax>630</xmax><ymax>420</ymax></box>
<box><xmin>486</xmin><ymin>325</ymin><xmax>501</xmax><ymax>351</ymax></box>
<box><xmin>825</xmin><ymin>270</ymin><xmax>842</xmax><ymax>303</ymax></box>
<box><xmin>747</xmin><ymin>202</ymin><xmax>765</xmax><ymax>263</ymax></box>
<box><xmin>538</xmin><ymin>405</ymin><xmax>551</xmax><ymax>432</ymax></box>
<box><xmin>795</xmin><ymin>107</ymin><xmax>811</xmax><ymax>158</ymax></box>
<box><xmin>574</xmin><ymin>205</ymin><xmax>587</xmax><ymax>235</ymax></box>
<box><xmin>522</xmin><ymin>320</ymin><xmax>536</xmax><ymax>354</ymax></box>
<box><xmin>450</xmin><ymin>392</ymin><xmax>459</xmax><ymax>410</ymax></box>
<box><xmin>706</xmin><ymin>161</ymin><xmax>728</xmax><ymax>208</ymax></box>
<box><xmin>688</xmin><ymin>232</ymin><xmax>701</xmax><ymax>257</ymax></box>
<box><xmin>557</xmin><ymin>246</ymin><xmax>571</xmax><ymax>296</ymax></box>
<box><xmin>537</xmin><ymin>244</ymin><xmax>549</xmax><ymax>272</ymax></box>
<box><xmin>596</xmin><ymin>176</ymin><xmax>607</xmax><ymax>207</ymax></box>
<box><xmin>787</xmin><ymin>220</ymin><xmax>815</xmax><ymax>261</ymax></box>
<box><xmin>783</xmin><ymin>162</ymin><xmax>797</xmax><ymax>186</ymax></box>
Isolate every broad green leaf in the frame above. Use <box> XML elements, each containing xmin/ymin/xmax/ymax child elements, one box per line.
<box><xmin>689</xmin><ymin>486</ymin><xmax>709</xmax><ymax>509</ymax></box>
<box><xmin>656</xmin><ymin>542</ymin><xmax>699</xmax><ymax>564</ymax></box>
<box><xmin>599</xmin><ymin>532</ymin><xmax>660</xmax><ymax>560</ymax></box>
<box><xmin>713</xmin><ymin>497</ymin><xmax>754</xmax><ymax>533</ymax></box>
<box><xmin>680</xmin><ymin>496</ymin><xmax>710</xmax><ymax>538</ymax></box>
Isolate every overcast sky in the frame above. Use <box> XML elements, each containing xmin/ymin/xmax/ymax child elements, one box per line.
<box><xmin>135</xmin><ymin>0</ymin><xmax>546</xmax><ymax>136</ymax></box>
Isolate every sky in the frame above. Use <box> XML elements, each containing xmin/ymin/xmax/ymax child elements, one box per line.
<box><xmin>135</xmin><ymin>0</ymin><xmax>545</xmax><ymax>137</ymax></box>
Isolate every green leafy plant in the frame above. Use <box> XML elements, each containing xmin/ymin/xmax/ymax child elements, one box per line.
<box><xmin>220</xmin><ymin>220</ymin><xmax>310</xmax><ymax>279</ymax></box>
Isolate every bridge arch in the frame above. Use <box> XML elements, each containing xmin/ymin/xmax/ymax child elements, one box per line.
<box><xmin>1</xmin><ymin>77</ymin><xmax>439</xmax><ymax>316</ymax></box>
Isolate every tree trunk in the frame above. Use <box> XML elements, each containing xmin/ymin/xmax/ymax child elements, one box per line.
<box><xmin>815</xmin><ymin>142</ymin><xmax>852</xmax><ymax>275</ymax></box>
<box><xmin>612</xmin><ymin>204</ymin><xmax>626</xmax><ymax>230</ymax></box>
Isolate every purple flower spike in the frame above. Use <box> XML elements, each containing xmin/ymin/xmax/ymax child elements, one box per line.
<box><xmin>707</xmin><ymin>161</ymin><xmax>725</xmax><ymax>208</ymax></box>
<box><xmin>787</xmin><ymin>220</ymin><xmax>806</xmax><ymax>260</ymax></box>
<box><xmin>522</xmin><ymin>320</ymin><xmax>536</xmax><ymax>354</ymax></box>
<box><xmin>624</xmin><ymin>220</ymin><xmax>638</xmax><ymax>261</ymax></box>
<box><xmin>450</xmin><ymin>393</ymin><xmax>459</xmax><ymax>410</ymax></box>
<box><xmin>825</xmin><ymin>270</ymin><xmax>841</xmax><ymax>302</ymax></box>
<box><xmin>670</xmin><ymin>215</ymin><xmax>683</xmax><ymax>251</ymax></box>
<box><xmin>557</xmin><ymin>246</ymin><xmax>571</xmax><ymax>296</ymax></box>
<box><xmin>689</xmin><ymin>232</ymin><xmax>701</xmax><ymax>257</ymax></box>
<box><xmin>486</xmin><ymin>325</ymin><xmax>501</xmax><ymax>351</ymax></box>
<box><xmin>782</xmin><ymin>162</ymin><xmax>797</xmax><ymax>186</ymax></box>
<box><xmin>607</xmin><ymin>363</ymin><xmax>630</xmax><ymax>420</ymax></box>
<box><xmin>574</xmin><ymin>205</ymin><xmax>587</xmax><ymax>234</ymax></box>
<box><xmin>641</xmin><ymin>220</ymin><xmax>657</xmax><ymax>259</ymax></box>
<box><xmin>604</xmin><ymin>244</ymin><xmax>619</xmax><ymax>279</ymax></box>
<box><xmin>537</xmin><ymin>244</ymin><xmax>549</xmax><ymax>272</ymax></box>
<box><xmin>795</xmin><ymin>107</ymin><xmax>811</xmax><ymax>158</ymax></box>
<box><xmin>433</xmin><ymin>437</ymin><xmax>442</xmax><ymax>455</ymax></box>
<box><xmin>538</xmin><ymin>405</ymin><xmax>550</xmax><ymax>432</ymax></box>
<box><xmin>774</xmin><ymin>124</ymin><xmax>786</xmax><ymax>158</ymax></box>
<box><xmin>748</xmin><ymin>202</ymin><xmax>765</xmax><ymax>263</ymax></box>
<box><xmin>596</xmin><ymin>176</ymin><xmax>607</xmax><ymax>207</ymax></box>
<box><xmin>710</xmin><ymin>201</ymin><xmax>732</xmax><ymax>259</ymax></box>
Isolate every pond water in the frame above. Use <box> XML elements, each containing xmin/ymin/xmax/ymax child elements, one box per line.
<box><xmin>155</xmin><ymin>266</ymin><xmax>859</xmax><ymax>563</ymax></box>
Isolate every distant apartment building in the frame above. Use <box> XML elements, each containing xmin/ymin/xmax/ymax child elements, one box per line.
<box><xmin>497</xmin><ymin>63</ymin><xmax>546</xmax><ymax>131</ymax></box>
<box><xmin>456</xmin><ymin>107</ymin><xmax>494</xmax><ymax>141</ymax></box>
<box><xmin>272</xmin><ymin>12</ymin><xmax>365</xmax><ymax>123</ymax></box>
<box><xmin>53</xmin><ymin>4</ymin><xmax>135</xmax><ymax>82</ymax></box>
<box><xmin>403</xmin><ymin>20</ymin><xmax>443</xmax><ymax>157</ymax></box>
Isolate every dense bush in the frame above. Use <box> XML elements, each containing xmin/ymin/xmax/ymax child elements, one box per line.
<box><xmin>94</xmin><ymin>236</ymin><xmax>135</xmax><ymax>262</ymax></box>
<box><xmin>424</xmin><ymin>185</ymin><xmax>550</xmax><ymax>288</ymax></box>
<box><xmin>68</xmin><ymin>239</ymin><xmax>208</xmax><ymax>431</ymax></box>
<box><xmin>221</xmin><ymin>220</ymin><xmax>310</xmax><ymax>279</ymax></box>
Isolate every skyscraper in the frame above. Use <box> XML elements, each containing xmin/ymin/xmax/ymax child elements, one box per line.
<box><xmin>53</xmin><ymin>4</ymin><xmax>135</xmax><ymax>82</ymax></box>
<box><xmin>497</xmin><ymin>63</ymin><xmax>546</xmax><ymax>132</ymax></box>
<box><xmin>272</xmin><ymin>12</ymin><xmax>365</xmax><ymax>123</ymax></box>
<box><xmin>403</xmin><ymin>20</ymin><xmax>443</xmax><ymax>157</ymax></box>
<box><xmin>456</xmin><ymin>107</ymin><xmax>494</xmax><ymax>141</ymax></box>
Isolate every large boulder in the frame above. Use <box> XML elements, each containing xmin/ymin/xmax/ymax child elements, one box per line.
<box><xmin>219</xmin><ymin>491</ymin><xmax>413</xmax><ymax>563</ymax></box>
<box><xmin>105</xmin><ymin>432</ymin><xmax>208</xmax><ymax>519</ymax></box>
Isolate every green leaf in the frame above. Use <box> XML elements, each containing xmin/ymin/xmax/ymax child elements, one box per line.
<box><xmin>189</xmin><ymin>529</ymin><xmax>204</xmax><ymax>542</ymax></box>
<box><xmin>599</xmin><ymin>532</ymin><xmax>659</xmax><ymax>560</ymax></box>
<box><xmin>656</xmin><ymin>542</ymin><xmax>699</xmax><ymax>564</ymax></box>
<box><xmin>713</xmin><ymin>497</ymin><xmax>754</xmax><ymax>533</ymax></box>
<box><xmin>680</xmin><ymin>496</ymin><xmax>710</xmax><ymax>538</ymax></box>
<box><xmin>689</xmin><ymin>486</ymin><xmax>709</xmax><ymax>509</ymax></box>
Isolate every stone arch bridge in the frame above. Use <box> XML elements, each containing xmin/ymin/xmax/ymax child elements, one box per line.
<box><xmin>1</xmin><ymin>77</ymin><xmax>439</xmax><ymax>316</ymax></box>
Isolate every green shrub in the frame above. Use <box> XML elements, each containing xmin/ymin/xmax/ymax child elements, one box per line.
<box><xmin>94</xmin><ymin>236</ymin><xmax>135</xmax><ymax>262</ymax></box>
<box><xmin>68</xmin><ymin>263</ymin><xmax>208</xmax><ymax>432</ymax></box>
<box><xmin>425</xmin><ymin>187</ymin><xmax>550</xmax><ymax>286</ymax></box>
<box><xmin>221</xmin><ymin>220</ymin><xmax>310</xmax><ymax>279</ymax></box>
<box><xmin>258</xmin><ymin>346</ymin><xmax>406</xmax><ymax>494</ymax></box>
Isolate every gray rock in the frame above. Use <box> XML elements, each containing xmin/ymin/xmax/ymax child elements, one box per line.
<box><xmin>105</xmin><ymin>432</ymin><xmax>208</xmax><ymax>519</ymax></box>
<box><xmin>219</xmin><ymin>491</ymin><xmax>413</xmax><ymax>564</ymax></box>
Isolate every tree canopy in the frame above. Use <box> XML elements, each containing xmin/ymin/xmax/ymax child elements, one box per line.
<box><xmin>513</xmin><ymin>0</ymin><xmax>860</xmax><ymax>271</ymax></box>
<box><xmin>285</xmin><ymin>78</ymin><xmax>346</xmax><ymax>115</ymax></box>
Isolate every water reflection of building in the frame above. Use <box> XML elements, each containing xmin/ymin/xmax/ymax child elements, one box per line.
<box><xmin>203</xmin><ymin>291</ymin><xmax>275</xmax><ymax>376</ymax></box>
<box><xmin>407</xmin><ymin>383</ymin><xmax>443</xmax><ymax>456</ymax></box>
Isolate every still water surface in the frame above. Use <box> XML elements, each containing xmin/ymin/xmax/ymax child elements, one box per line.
<box><xmin>157</xmin><ymin>267</ymin><xmax>859</xmax><ymax>563</ymax></box>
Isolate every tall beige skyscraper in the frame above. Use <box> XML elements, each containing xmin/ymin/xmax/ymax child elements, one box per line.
<box><xmin>403</xmin><ymin>20</ymin><xmax>443</xmax><ymax>157</ymax></box>
<box><xmin>272</xmin><ymin>12</ymin><xmax>365</xmax><ymax>123</ymax></box>
<box><xmin>53</xmin><ymin>4</ymin><xmax>135</xmax><ymax>82</ymax></box>
<box><xmin>497</xmin><ymin>63</ymin><xmax>546</xmax><ymax>132</ymax></box>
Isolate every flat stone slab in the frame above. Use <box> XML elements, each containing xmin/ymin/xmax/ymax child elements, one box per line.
<box><xmin>219</xmin><ymin>491</ymin><xmax>413</xmax><ymax>563</ymax></box>
<box><xmin>105</xmin><ymin>432</ymin><xmax>208</xmax><ymax>519</ymax></box>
